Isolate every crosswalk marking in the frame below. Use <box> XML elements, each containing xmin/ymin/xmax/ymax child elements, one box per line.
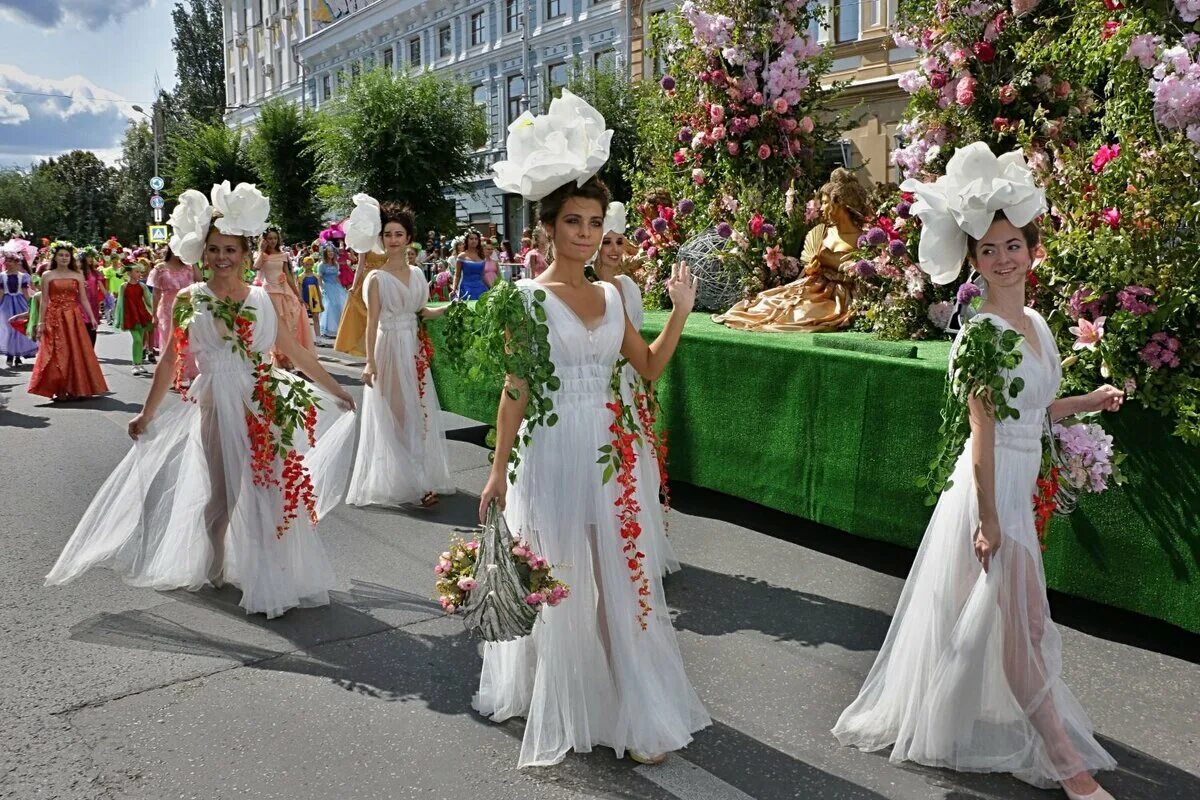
<box><xmin>635</xmin><ymin>755</ymin><xmax>759</xmax><ymax>800</ymax></box>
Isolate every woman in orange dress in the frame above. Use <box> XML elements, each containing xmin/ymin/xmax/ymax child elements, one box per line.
<box><xmin>28</xmin><ymin>242</ymin><xmax>108</xmax><ymax>400</ymax></box>
<box><xmin>254</xmin><ymin>227</ymin><xmax>315</xmax><ymax>369</ymax></box>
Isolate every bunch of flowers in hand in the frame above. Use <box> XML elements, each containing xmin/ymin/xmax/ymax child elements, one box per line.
<box><xmin>1035</xmin><ymin>417</ymin><xmax>1126</xmax><ymax>543</ymax></box>
<box><xmin>434</xmin><ymin>535</ymin><xmax>569</xmax><ymax>614</ymax></box>
<box><xmin>631</xmin><ymin>0</ymin><xmax>847</xmax><ymax>305</ymax></box>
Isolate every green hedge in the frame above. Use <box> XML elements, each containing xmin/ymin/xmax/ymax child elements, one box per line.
<box><xmin>426</xmin><ymin>311</ymin><xmax>1200</xmax><ymax>633</ymax></box>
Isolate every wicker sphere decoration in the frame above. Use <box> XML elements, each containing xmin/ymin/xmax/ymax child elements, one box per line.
<box><xmin>678</xmin><ymin>227</ymin><xmax>740</xmax><ymax>312</ymax></box>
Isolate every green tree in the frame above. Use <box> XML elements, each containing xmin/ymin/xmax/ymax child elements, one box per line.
<box><xmin>42</xmin><ymin>151</ymin><xmax>119</xmax><ymax>244</ymax></box>
<box><xmin>171</xmin><ymin>0</ymin><xmax>226</xmax><ymax>124</ymax></box>
<box><xmin>566</xmin><ymin>64</ymin><xmax>643</xmax><ymax>203</ymax></box>
<box><xmin>248</xmin><ymin>99</ymin><xmax>323</xmax><ymax>243</ymax></box>
<box><xmin>0</xmin><ymin>167</ymin><xmax>66</xmax><ymax>241</ymax></box>
<box><xmin>308</xmin><ymin>67</ymin><xmax>487</xmax><ymax>231</ymax></box>
<box><xmin>169</xmin><ymin>121</ymin><xmax>259</xmax><ymax>198</ymax></box>
<box><xmin>112</xmin><ymin>121</ymin><xmax>156</xmax><ymax>242</ymax></box>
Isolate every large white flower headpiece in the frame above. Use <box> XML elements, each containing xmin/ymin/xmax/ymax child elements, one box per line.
<box><xmin>492</xmin><ymin>89</ymin><xmax>613</xmax><ymax>201</ymax></box>
<box><xmin>167</xmin><ymin>182</ymin><xmax>271</xmax><ymax>265</ymax></box>
<box><xmin>603</xmin><ymin>201</ymin><xmax>627</xmax><ymax>236</ymax></box>
<box><xmin>343</xmin><ymin>193</ymin><xmax>385</xmax><ymax>255</ymax></box>
<box><xmin>900</xmin><ymin>141</ymin><xmax>1047</xmax><ymax>285</ymax></box>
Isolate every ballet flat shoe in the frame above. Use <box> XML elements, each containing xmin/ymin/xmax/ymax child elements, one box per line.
<box><xmin>1064</xmin><ymin>785</ymin><xmax>1115</xmax><ymax>800</ymax></box>
<box><xmin>629</xmin><ymin>751</ymin><xmax>667</xmax><ymax>766</ymax></box>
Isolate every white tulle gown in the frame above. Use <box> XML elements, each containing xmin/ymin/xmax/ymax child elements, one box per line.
<box><xmin>346</xmin><ymin>268</ymin><xmax>454</xmax><ymax>506</ymax></box>
<box><xmin>833</xmin><ymin>310</ymin><xmax>1116</xmax><ymax>788</ymax></box>
<box><xmin>474</xmin><ymin>279</ymin><xmax>710</xmax><ymax>767</ymax></box>
<box><xmin>614</xmin><ymin>273</ymin><xmax>679</xmax><ymax>575</ymax></box>
<box><xmin>45</xmin><ymin>285</ymin><xmax>357</xmax><ymax>619</ymax></box>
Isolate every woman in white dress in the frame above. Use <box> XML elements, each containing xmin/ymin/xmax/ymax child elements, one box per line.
<box><xmin>344</xmin><ymin>197</ymin><xmax>454</xmax><ymax>508</ymax></box>
<box><xmin>832</xmin><ymin>144</ymin><xmax>1123</xmax><ymax>800</ymax></box>
<box><xmin>46</xmin><ymin>183</ymin><xmax>358</xmax><ymax>619</ymax></box>
<box><xmin>594</xmin><ymin>201</ymin><xmax>679</xmax><ymax>576</ymax></box>
<box><xmin>475</xmin><ymin>90</ymin><xmax>710</xmax><ymax>768</ymax></box>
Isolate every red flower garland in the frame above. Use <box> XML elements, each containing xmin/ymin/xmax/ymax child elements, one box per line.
<box><xmin>1032</xmin><ymin>465</ymin><xmax>1060</xmax><ymax>550</ymax></box>
<box><xmin>173</xmin><ymin>325</ymin><xmax>193</xmax><ymax>401</ymax></box>
<box><xmin>414</xmin><ymin>322</ymin><xmax>436</xmax><ymax>428</ymax></box>
<box><xmin>606</xmin><ymin>399</ymin><xmax>652</xmax><ymax>630</ymax></box>
<box><xmin>632</xmin><ymin>381</ymin><xmax>671</xmax><ymax>517</ymax></box>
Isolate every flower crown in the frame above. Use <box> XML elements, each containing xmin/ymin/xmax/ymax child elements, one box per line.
<box><xmin>901</xmin><ymin>141</ymin><xmax>1047</xmax><ymax>285</ymax></box>
<box><xmin>168</xmin><ymin>181</ymin><xmax>271</xmax><ymax>265</ymax></box>
<box><xmin>492</xmin><ymin>89</ymin><xmax>613</xmax><ymax>201</ymax></box>
<box><xmin>48</xmin><ymin>240</ymin><xmax>75</xmax><ymax>253</ymax></box>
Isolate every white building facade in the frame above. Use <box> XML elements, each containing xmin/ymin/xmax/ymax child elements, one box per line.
<box><xmin>222</xmin><ymin>0</ymin><xmax>311</xmax><ymax>128</ymax></box>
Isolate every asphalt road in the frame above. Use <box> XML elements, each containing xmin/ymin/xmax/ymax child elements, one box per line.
<box><xmin>1</xmin><ymin>327</ymin><xmax>1197</xmax><ymax>800</ymax></box>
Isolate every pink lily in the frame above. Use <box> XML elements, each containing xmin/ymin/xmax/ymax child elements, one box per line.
<box><xmin>1069</xmin><ymin>316</ymin><xmax>1106</xmax><ymax>351</ymax></box>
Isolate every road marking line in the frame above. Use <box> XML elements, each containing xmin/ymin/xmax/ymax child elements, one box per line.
<box><xmin>635</xmin><ymin>755</ymin><xmax>758</xmax><ymax>800</ymax></box>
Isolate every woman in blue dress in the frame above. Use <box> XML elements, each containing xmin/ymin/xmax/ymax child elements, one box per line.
<box><xmin>453</xmin><ymin>230</ymin><xmax>491</xmax><ymax>300</ymax></box>
<box><xmin>318</xmin><ymin>245</ymin><xmax>348</xmax><ymax>338</ymax></box>
<box><xmin>1</xmin><ymin>243</ymin><xmax>37</xmax><ymax>367</ymax></box>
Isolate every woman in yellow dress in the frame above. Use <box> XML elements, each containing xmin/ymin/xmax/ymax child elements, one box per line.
<box><xmin>713</xmin><ymin>168</ymin><xmax>872</xmax><ymax>332</ymax></box>
<box><xmin>333</xmin><ymin>249</ymin><xmax>387</xmax><ymax>356</ymax></box>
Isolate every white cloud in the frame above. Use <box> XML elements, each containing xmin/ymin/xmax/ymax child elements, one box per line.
<box><xmin>0</xmin><ymin>64</ymin><xmax>135</xmax><ymax>164</ymax></box>
<box><xmin>0</xmin><ymin>0</ymin><xmax>154</xmax><ymax>29</ymax></box>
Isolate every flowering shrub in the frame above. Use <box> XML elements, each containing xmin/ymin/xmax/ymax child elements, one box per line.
<box><xmin>855</xmin><ymin>0</ymin><xmax>1200</xmax><ymax>444</ymax></box>
<box><xmin>0</xmin><ymin>218</ymin><xmax>25</xmax><ymax>240</ymax></box>
<box><xmin>631</xmin><ymin>1</ymin><xmax>847</xmax><ymax>305</ymax></box>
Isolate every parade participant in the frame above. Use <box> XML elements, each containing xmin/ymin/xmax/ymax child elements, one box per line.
<box><xmin>148</xmin><ymin>247</ymin><xmax>203</xmax><ymax>384</ymax></box>
<box><xmin>27</xmin><ymin>242</ymin><xmax>107</xmax><ymax>401</ymax></box>
<box><xmin>114</xmin><ymin>260</ymin><xmax>155</xmax><ymax>376</ymax></box>
<box><xmin>453</xmin><ymin>229</ymin><xmax>490</xmax><ymax>300</ymax></box>
<box><xmin>78</xmin><ymin>249</ymin><xmax>105</xmax><ymax>346</ymax></box>
<box><xmin>255</xmin><ymin>226</ymin><xmax>315</xmax><ymax>369</ymax></box>
<box><xmin>832</xmin><ymin>144</ymin><xmax>1122</xmax><ymax>800</ymax></box>
<box><xmin>333</xmin><ymin>247</ymin><xmax>383</xmax><ymax>357</ymax></box>
<box><xmin>593</xmin><ymin>201</ymin><xmax>679</xmax><ymax>576</ymax></box>
<box><xmin>1</xmin><ymin>240</ymin><xmax>37</xmax><ymax>367</ymax></box>
<box><xmin>523</xmin><ymin>227</ymin><xmax>549</xmax><ymax>279</ymax></box>
<box><xmin>475</xmin><ymin>90</ymin><xmax>710</xmax><ymax>768</ymax></box>
<box><xmin>299</xmin><ymin>256</ymin><xmax>323</xmax><ymax>344</ymax></box>
<box><xmin>46</xmin><ymin>182</ymin><xmax>357</xmax><ymax>619</ymax></box>
<box><xmin>318</xmin><ymin>245</ymin><xmax>348</xmax><ymax>340</ymax></box>
<box><xmin>343</xmin><ymin>195</ymin><xmax>454</xmax><ymax>508</ymax></box>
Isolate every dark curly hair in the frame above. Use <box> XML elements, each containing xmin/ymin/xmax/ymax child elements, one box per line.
<box><xmin>379</xmin><ymin>202</ymin><xmax>416</xmax><ymax>242</ymax></box>
<box><xmin>537</xmin><ymin>175</ymin><xmax>611</xmax><ymax>226</ymax></box>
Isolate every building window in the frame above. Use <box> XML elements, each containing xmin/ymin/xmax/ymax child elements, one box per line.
<box><xmin>383</xmin><ymin>47</ymin><xmax>394</xmax><ymax>71</ymax></box>
<box><xmin>350</xmin><ymin>61</ymin><xmax>361</xmax><ymax>79</ymax></box>
<box><xmin>506</xmin><ymin>0</ymin><xmax>521</xmax><ymax>33</ymax></box>
<box><xmin>439</xmin><ymin>25</ymin><xmax>452</xmax><ymax>58</ymax></box>
<box><xmin>546</xmin><ymin>0</ymin><xmax>562</xmax><ymax>20</ymax></box>
<box><xmin>322</xmin><ymin>74</ymin><xmax>332</xmax><ymax>100</ymax></box>
<box><xmin>470</xmin><ymin>11</ymin><xmax>485</xmax><ymax>46</ymax></box>
<box><xmin>593</xmin><ymin>49</ymin><xmax>616</xmax><ymax>73</ymax></box>
<box><xmin>473</xmin><ymin>84</ymin><xmax>489</xmax><ymax>108</ymax></box>
<box><xmin>409</xmin><ymin>37</ymin><xmax>421</xmax><ymax>67</ymax></box>
<box><xmin>506</xmin><ymin>74</ymin><xmax>525</xmax><ymax>124</ymax></box>
<box><xmin>336</xmin><ymin>68</ymin><xmax>346</xmax><ymax>91</ymax></box>
<box><xmin>545</xmin><ymin>62</ymin><xmax>567</xmax><ymax>102</ymax></box>
<box><xmin>836</xmin><ymin>0</ymin><xmax>860</xmax><ymax>43</ymax></box>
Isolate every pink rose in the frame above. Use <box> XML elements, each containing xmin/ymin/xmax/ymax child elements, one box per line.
<box><xmin>711</xmin><ymin>124</ymin><xmax>726</xmax><ymax>140</ymax></box>
<box><xmin>757</xmin><ymin>143</ymin><xmax>772</xmax><ymax>160</ymax></box>
<box><xmin>799</xmin><ymin>116</ymin><xmax>814</xmax><ymax>134</ymax></box>
<box><xmin>998</xmin><ymin>84</ymin><xmax>1018</xmax><ymax>105</ymax></box>
<box><xmin>748</xmin><ymin>114</ymin><xmax>759</xmax><ymax>127</ymax></box>
<box><xmin>955</xmin><ymin>75</ymin><xmax>976</xmax><ymax>107</ymax></box>
<box><xmin>751</xmin><ymin>91</ymin><xmax>764</xmax><ymax>105</ymax></box>
<box><xmin>772</xmin><ymin>97</ymin><xmax>788</xmax><ymax>114</ymax></box>
<box><xmin>692</xmin><ymin>168</ymin><xmax>706</xmax><ymax>186</ymax></box>
<box><xmin>511</xmin><ymin>545</ymin><xmax>528</xmax><ymax>558</ymax></box>
<box><xmin>781</xmin><ymin>118</ymin><xmax>797</xmax><ymax>133</ymax></box>
<box><xmin>1056</xmin><ymin>80</ymin><xmax>1071</xmax><ymax>99</ymax></box>
<box><xmin>727</xmin><ymin>141</ymin><xmax>740</xmax><ymax>156</ymax></box>
<box><xmin>710</xmin><ymin>104</ymin><xmax>726</xmax><ymax>123</ymax></box>
<box><xmin>457</xmin><ymin>577</ymin><xmax>477</xmax><ymax>592</ymax></box>
<box><xmin>525</xmin><ymin>592</ymin><xmax>545</xmax><ymax>606</ymax></box>
<box><xmin>673</xmin><ymin>150</ymin><xmax>687</xmax><ymax>166</ymax></box>
<box><xmin>1100</xmin><ymin>207</ymin><xmax>1121</xmax><ymax>229</ymax></box>
<box><xmin>930</xmin><ymin>72</ymin><xmax>948</xmax><ymax>90</ymax></box>
<box><xmin>973</xmin><ymin>41</ymin><xmax>996</xmax><ymax>64</ymax></box>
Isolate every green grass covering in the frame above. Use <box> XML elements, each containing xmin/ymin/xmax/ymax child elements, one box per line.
<box><xmin>427</xmin><ymin>311</ymin><xmax>1200</xmax><ymax>633</ymax></box>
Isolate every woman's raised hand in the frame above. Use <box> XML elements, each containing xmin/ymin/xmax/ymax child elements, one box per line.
<box><xmin>666</xmin><ymin>260</ymin><xmax>699</xmax><ymax>315</ymax></box>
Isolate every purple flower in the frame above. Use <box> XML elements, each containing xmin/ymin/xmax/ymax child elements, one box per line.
<box><xmin>866</xmin><ymin>227</ymin><xmax>888</xmax><ymax>247</ymax></box>
<box><xmin>895</xmin><ymin>201</ymin><xmax>912</xmax><ymax>219</ymax></box>
<box><xmin>761</xmin><ymin>223</ymin><xmax>776</xmax><ymax>238</ymax></box>
<box><xmin>851</xmin><ymin>259</ymin><xmax>876</xmax><ymax>279</ymax></box>
<box><xmin>677</xmin><ymin>126</ymin><xmax>694</xmax><ymax>143</ymax></box>
<box><xmin>651</xmin><ymin>217</ymin><xmax>669</xmax><ymax>234</ymax></box>
<box><xmin>956</xmin><ymin>282</ymin><xmax>982</xmax><ymax>305</ymax></box>
<box><xmin>1140</xmin><ymin>331</ymin><xmax>1182</xmax><ymax>370</ymax></box>
<box><xmin>1116</xmin><ymin>285</ymin><xmax>1157</xmax><ymax>316</ymax></box>
<box><xmin>646</xmin><ymin>246</ymin><xmax>659</xmax><ymax>259</ymax></box>
<box><xmin>887</xmin><ymin>239</ymin><xmax>908</xmax><ymax>258</ymax></box>
<box><xmin>1068</xmin><ymin>286</ymin><xmax>1106</xmax><ymax>320</ymax></box>
<box><xmin>716</xmin><ymin>222</ymin><xmax>734</xmax><ymax>238</ymax></box>
<box><xmin>661</xmin><ymin>75</ymin><xmax>677</xmax><ymax>91</ymax></box>
<box><xmin>676</xmin><ymin>198</ymin><xmax>695</xmax><ymax>216</ymax></box>
<box><xmin>633</xmin><ymin>227</ymin><xmax>650</xmax><ymax>243</ymax></box>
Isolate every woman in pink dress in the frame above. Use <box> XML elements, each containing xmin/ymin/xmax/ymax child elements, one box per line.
<box><xmin>79</xmin><ymin>250</ymin><xmax>106</xmax><ymax>346</ymax></box>
<box><xmin>255</xmin><ymin>227</ymin><xmax>315</xmax><ymax>369</ymax></box>
<box><xmin>148</xmin><ymin>247</ymin><xmax>202</xmax><ymax>383</ymax></box>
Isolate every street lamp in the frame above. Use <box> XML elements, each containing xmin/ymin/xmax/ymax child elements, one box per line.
<box><xmin>130</xmin><ymin>104</ymin><xmax>160</xmax><ymax>182</ymax></box>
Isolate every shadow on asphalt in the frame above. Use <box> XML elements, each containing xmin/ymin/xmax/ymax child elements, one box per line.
<box><xmin>32</xmin><ymin>394</ymin><xmax>143</xmax><ymax>413</ymax></box>
<box><xmin>348</xmin><ymin>490</ymin><xmax>482</xmax><ymax>530</ymax></box>
<box><xmin>669</xmin><ymin>481</ymin><xmax>1200</xmax><ymax>665</ymax></box>
<box><xmin>666</xmin><ymin>564</ymin><xmax>891</xmax><ymax>650</ymax></box>
<box><xmin>0</xmin><ymin>408</ymin><xmax>49</xmax><ymax>428</ymax></box>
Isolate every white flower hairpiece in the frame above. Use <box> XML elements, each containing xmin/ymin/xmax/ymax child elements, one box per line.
<box><xmin>167</xmin><ymin>189</ymin><xmax>214</xmax><ymax>266</ymax></box>
<box><xmin>603</xmin><ymin>201</ymin><xmax>627</xmax><ymax>236</ymax></box>
<box><xmin>344</xmin><ymin>193</ymin><xmax>385</xmax><ymax>255</ymax></box>
<box><xmin>210</xmin><ymin>181</ymin><xmax>271</xmax><ymax>237</ymax></box>
<box><xmin>901</xmin><ymin>141</ymin><xmax>1047</xmax><ymax>285</ymax></box>
<box><xmin>492</xmin><ymin>89</ymin><xmax>613</xmax><ymax>201</ymax></box>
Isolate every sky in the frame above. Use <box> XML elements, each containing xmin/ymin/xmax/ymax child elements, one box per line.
<box><xmin>0</xmin><ymin>0</ymin><xmax>179</xmax><ymax>167</ymax></box>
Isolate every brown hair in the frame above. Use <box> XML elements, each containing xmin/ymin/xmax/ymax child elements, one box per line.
<box><xmin>821</xmin><ymin>168</ymin><xmax>873</xmax><ymax>226</ymax></box>
<box><xmin>379</xmin><ymin>202</ymin><xmax>416</xmax><ymax>241</ymax></box>
<box><xmin>966</xmin><ymin>212</ymin><xmax>1041</xmax><ymax>259</ymax></box>
<box><xmin>537</xmin><ymin>175</ymin><xmax>611</xmax><ymax>226</ymax></box>
<box><xmin>205</xmin><ymin>225</ymin><xmax>250</xmax><ymax>254</ymax></box>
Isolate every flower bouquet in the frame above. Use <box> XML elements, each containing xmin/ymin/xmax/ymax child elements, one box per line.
<box><xmin>434</xmin><ymin>501</ymin><xmax>569</xmax><ymax>641</ymax></box>
<box><xmin>1033</xmin><ymin>416</ymin><xmax>1126</xmax><ymax>543</ymax></box>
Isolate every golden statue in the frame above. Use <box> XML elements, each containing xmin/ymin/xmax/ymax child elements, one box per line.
<box><xmin>713</xmin><ymin>169</ymin><xmax>872</xmax><ymax>332</ymax></box>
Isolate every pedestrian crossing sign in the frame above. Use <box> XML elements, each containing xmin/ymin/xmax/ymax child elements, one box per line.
<box><xmin>147</xmin><ymin>225</ymin><xmax>169</xmax><ymax>244</ymax></box>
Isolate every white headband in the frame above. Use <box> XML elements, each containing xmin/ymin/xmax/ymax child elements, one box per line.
<box><xmin>901</xmin><ymin>141</ymin><xmax>1047</xmax><ymax>285</ymax></box>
